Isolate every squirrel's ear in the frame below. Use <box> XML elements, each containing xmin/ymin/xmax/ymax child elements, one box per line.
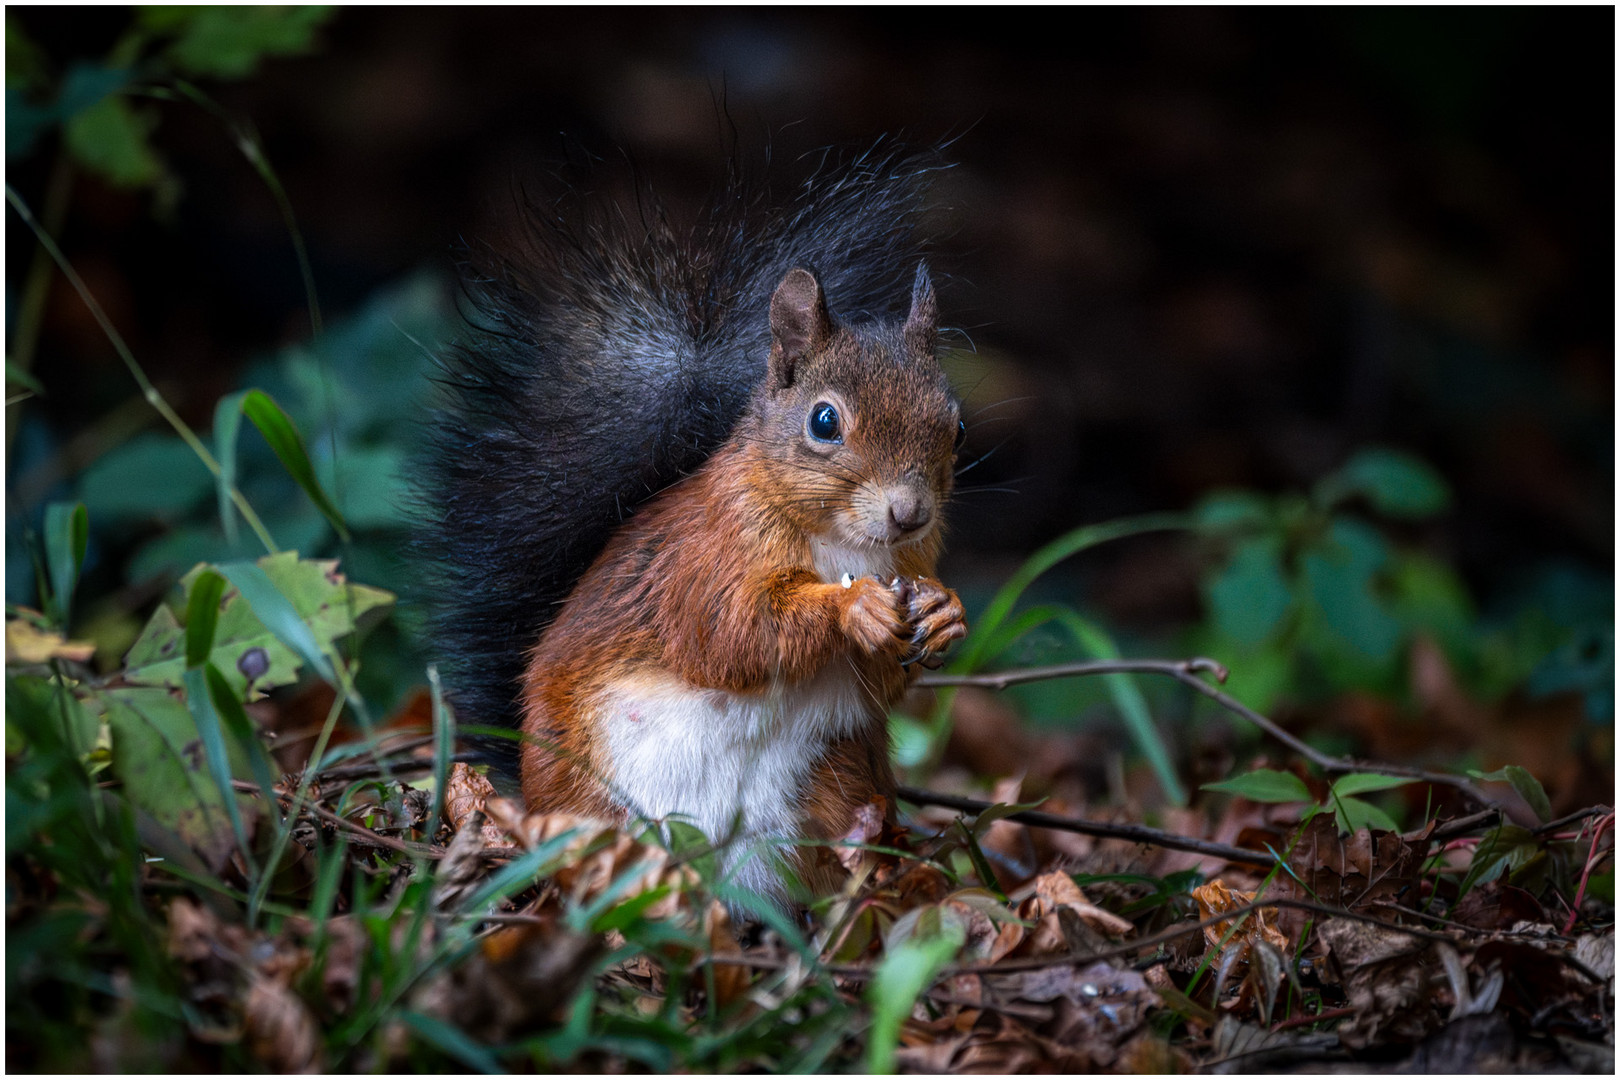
<box><xmin>769</xmin><ymin>268</ymin><xmax>830</xmax><ymax>390</ymax></box>
<box><xmin>903</xmin><ymin>262</ymin><xmax>938</xmax><ymax>358</ymax></box>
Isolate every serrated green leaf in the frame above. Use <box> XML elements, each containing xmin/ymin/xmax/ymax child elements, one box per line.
<box><xmin>125</xmin><ymin>553</ymin><xmax>392</xmax><ymax>698</ymax></box>
<box><xmin>241</xmin><ymin>390</ymin><xmax>350</xmax><ymax>541</ymax></box>
<box><xmin>63</xmin><ymin>93</ymin><xmax>161</xmax><ymax>187</ymax></box>
<box><xmin>1467</xmin><ymin>765</ymin><xmax>1552</xmax><ymax>823</ymax></box>
<box><xmin>1202</xmin><ymin>769</ymin><xmax>1312</xmax><ymax>803</ymax></box>
<box><xmin>1329</xmin><ymin>772</ymin><xmax>1416</xmax><ymax>798</ymax></box>
<box><xmin>1332</xmin><ymin>795</ymin><xmax>1401</xmax><ymax>834</ymax></box>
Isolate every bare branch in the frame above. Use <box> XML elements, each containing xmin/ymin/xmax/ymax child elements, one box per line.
<box><xmin>921</xmin><ymin>656</ymin><xmax>1501</xmax><ymax>809</ymax></box>
<box><xmin>896</xmin><ymin>785</ymin><xmax>1276</xmax><ymax>867</ymax></box>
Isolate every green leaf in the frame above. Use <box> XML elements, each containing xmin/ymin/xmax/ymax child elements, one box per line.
<box><xmin>184</xmin><ymin>569</ymin><xmax>228</xmax><ymax>668</ymax></box>
<box><xmin>1457</xmin><ymin>824</ymin><xmax>1539</xmax><ymax>900</ymax></box>
<box><xmin>182</xmin><ymin>666</ymin><xmax>251</xmax><ymax>862</ymax></box>
<box><xmin>1206</xmin><ymin>534</ymin><xmax>1293</xmax><ymax>646</ymax></box>
<box><xmin>398</xmin><ymin>1009</ymin><xmax>505</xmax><ymax>1074</ymax></box>
<box><xmin>865</xmin><ymin>916</ymin><xmax>965</xmax><ymax>1073</ymax></box>
<box><xmin>1318</xmin><ymin>447</ymin><xmax>1451</xmax><ymax>519</ymax></box>
<box><xmin>6</xmin><ymin>17</ymin><xmax>49</xmax><ymax>92</ymax></box>
<box><xmin>54</xmin><ymin>62</ymin><xmax>133</xmax><ymax>120</ymax></box>
<box><xmin>125</xmin><ymin>553</ymin><xmax>392</xmax><ymax>698</ymax></box>
<box><xmin>212</xmin><ymin>390</ymin><xmax>248</xmax><ymax>548</ymax></box>
<box><xmin>955</xmin><ymin>513</ymin><xmax>1189</xmax><ymax>672</ymax></box>
<box><xmin>1300</xmin><ymin>516</ymin><xmax>1402</xmax><ymax>665</ymax></box>
<box><xmin>62</xmin><ymin>93</ymin><xmax>161</xmax><ymax>187</ymax></box>
<box><xmin>1061</xmin><ymin>611</ymin><xmax>1189</xmax><ymax>805</ymax></box>
<box><xmin>1468</xmin><ymin>765</ymin><xmax>1553</xmax><ymax>823</ymax></box>
<box><xmin>205</xmin><ymin>662</ymin><xmax>282</xmax><ymax>832</ymax></box>
<box><xmin>1202</xmin><ymin>769</ymin><xmax>1312</xmax><ymax>803</ymax></box>
<box><xmin>102</xmin><ymin>686</ymin><xmax>236</xmax><ymax>867</ymax></box>
<box><xmin>143</xmin><ymin>6</ymin><xmax>335</xmax><ymax>80</ymax></box>
<box><xmin>240</xmin><ymin>390</ymin><xmax>350</xmax><ymax>541</ymax></box>
<box><xmin>4</xmin><ymin>358</ymin><xmax>43</xmax><ymax>394</ymax></box>
<box><xmin>78</xmin><ymin>433</ymin><xmax>213</xmax><ymax>521</ymax></box>
<box><xmin>1192</xmin><ymin>489</ymin><xmax>1274</xmax><ymax>532</ymax></box>
<box><xmin>1329</xmin><ymin>772</ymin><xmax>1416</xmax><ymax>798</ymax></box>
<box><xmin>968</xmin><ymin>797</ymin><xmax>1048</xmax><ymax>838</ymax></box>
<box><xmin>427</xmin><ymin>664</ymin><xmax>453</xmax><ymax>840</ymax></box>
<box><xmin>42</xmin><ymin>501</ymin><xmax>88</xmax><ymax>629</ymax></box>
<box><xmin>1332</xmin><ymin>795</ymin><xmax>1400</xmax><ymax>834</ymax></box>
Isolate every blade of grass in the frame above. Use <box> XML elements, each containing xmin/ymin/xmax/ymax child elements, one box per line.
<box><xmin>398</xmin><ymin>1009</ymin><xmax>506</xmax><ymax>1074</ymax></box>
<box><xmin>41</xmin><ymin>501</ymin><xmax>88</xmax><ymax>629</ymax></box>
<box><xmin>5</xmin><ymin>184</ymin><xmax>278</xmax><ymax>554</ymax></box>
<box><xmin>240</xmin><ymin>389</ymin><xmax>350</xmax><ymax>541</ymax></box>
<box><xmin>426</xmin><ymin>664</ymin><xmax>453</xmax><ymax>843</ymax></box>
<box><xmin>213</xmin><ymin>390</ymin><xmax>247</xmax><ymax>548</ymax></box>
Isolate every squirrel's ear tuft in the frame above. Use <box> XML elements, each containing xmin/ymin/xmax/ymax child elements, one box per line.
<box><xmin>769</xmin><ymin>268</ymin><xmax>830</xmax><ymax>390</ymax></box>
<box><xmin>903</xmin><ymin>262</ymin><xmax>938</xmax><ymax>359</ymax></box>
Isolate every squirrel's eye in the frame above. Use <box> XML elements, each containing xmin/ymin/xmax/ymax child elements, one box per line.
<box><xmin>808</xmin><ymin>402</ymin><xmax>842</xmax><ymax>443</ymax></box>
<box><xmin>955</xmin><ymin>419</ymin><xmax>967</xmax><ymax>451</ymax></box>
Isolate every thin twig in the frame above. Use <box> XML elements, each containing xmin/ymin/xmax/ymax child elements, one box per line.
<box><xmin>897</xmin><ymin>785</ymin><xmax>1276</xmax><ymax>867</ymax></box>
<box><xmin>1534</xmin><ymin>804</ymin><xmax>1613</xmax><ymax>837</ymax></box>
<box><xmin>918</xmin><ymin>656</ymin><xmax>1228</xmax><ymax>691</ymax></box>
<box><xmin>233</xmin><ymin>778</ymin><xmax>444</xmax><ymax>859</ymax></box>
<box><xmin>705</xmin><ymin>898</ymin><xmax>1458</xmax><ymax>980</ymax></box>
<box><xmin>923</xmin><ymin>656</ymin><xmax>1500</xmax><ymax>809</ymax></box>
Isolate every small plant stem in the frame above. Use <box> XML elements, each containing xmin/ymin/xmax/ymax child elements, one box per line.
<box><xmin>1561</xmin><ymin>812</ymin><xmax>1614</xmax><ymax>935</ymax></box>
<box><xmin>897</xmin><ymin>785</ymin><xmax>1276</xmax><ymax>867</ymax></box>
<box><xmin>6</xmin><ymin>152</ymin><xmax>76</xmax><ymax>460</ymax></box>
<box><xmin>5</xmin><ymin>184</ymin><xmax>280</xmax><ymax>556</ymax></box>
<box><xmin>246</xmin><ymin>688</ymin><xmax>347</xmax><ymax>925</ymax></box>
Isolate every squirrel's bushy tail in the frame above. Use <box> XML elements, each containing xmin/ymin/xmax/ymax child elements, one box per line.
<box><xmin>416</xmin><ymin>143</ymin><xmax>945</xmax><ymax>776</ymax></box>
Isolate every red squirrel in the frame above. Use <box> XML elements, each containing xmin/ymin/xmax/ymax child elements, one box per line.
<box><xmin>420</xmin><ymin>149</ymin><xmax>965</xmax><ymax>908</ymax></box>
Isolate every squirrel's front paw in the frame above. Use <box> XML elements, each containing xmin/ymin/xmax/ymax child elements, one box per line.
<box><xmin>900</xmin><ymin>576</ymin><xmax>967</xmax><ymax>669</ymax></box>
<box><xmin>837</xmin><ymin>576</ymin><xmax>910</xmax><ymax>658</ymax></box>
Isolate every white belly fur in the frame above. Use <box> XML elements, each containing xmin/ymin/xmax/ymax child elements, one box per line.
<box><xmin>599</xmin><ymin>658</ymin><xmax>882</xmax><ymax>906</ymax></box>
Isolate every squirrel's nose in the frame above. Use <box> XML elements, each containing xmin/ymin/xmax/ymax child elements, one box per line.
<box><xmin>887</xmin><ymin>490</ymin><xmax>933</xmax><ymax>534</ymax></box>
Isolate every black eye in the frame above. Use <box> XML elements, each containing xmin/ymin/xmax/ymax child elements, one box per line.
<box><xmin>955</xmin><ymin>419</ymin><xmax>967</xmax><ymax>451</ymax></box>
<box><xmin>808</xmin><ymin>401</ymin><xmax>842</xmax><ymax>443</ymax></box>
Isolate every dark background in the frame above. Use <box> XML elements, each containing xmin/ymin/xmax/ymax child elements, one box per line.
<box><xmin>6</xmin><ymin>7</ymin><xmax>1613</xmax><ymax>791</ymax></box>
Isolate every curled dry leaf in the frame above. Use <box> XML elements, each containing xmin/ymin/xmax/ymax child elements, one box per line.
<box><xmin>244</xmin><ymin>975</ymin><xmax>323</xmax><ymax>1073</ymax></box>
<box><xmin>432</xmin><ymin>811</ymin><xmax>494</xmax><ymax>913</ymax></box>
<box><xmin>1317</xmin><ymin>917</ymin><xmax>1446</xmax><ymax>1048</ymax></box>
<box><xmin>833</xmin><ymin>796</ymin><xmax>887</xmax><ymax>873</ymax></box>
<box><xmin>1190</xmin><ymin>880</ymin><xmax>1288</xmax><ymax>971</ymax></box>
<box><xmin>5</xmin><ymin>617</ymin><xmax>96</xmax><ymax>664</ymax></box>
<box><xmin>443</xmin><ymin>762</ymin><xmax>506</xmax><ymax>844</ymax></box>
<box><xmin>1271</xmin><ymin>814</ymin><xmax>1430</xmax><ymax>932</ymax></box>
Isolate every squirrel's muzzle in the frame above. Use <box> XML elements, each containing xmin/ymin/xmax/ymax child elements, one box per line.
<box><xmin>876</xmin><ymin>485</ymin><xmax>934</xmax><ymax>542</ymax></box>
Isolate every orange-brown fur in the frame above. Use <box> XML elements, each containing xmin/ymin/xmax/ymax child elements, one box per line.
<box><xmin>516</xmin><ymin>267</ymin><xmax>965</xmax><ymax>903</ymax></box>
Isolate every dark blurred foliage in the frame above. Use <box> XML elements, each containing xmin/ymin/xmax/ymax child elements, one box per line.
<box><xmin>6</xmin><ymin>7</ymin><xmax>1612</xmax><ymax>792</ymax></box>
